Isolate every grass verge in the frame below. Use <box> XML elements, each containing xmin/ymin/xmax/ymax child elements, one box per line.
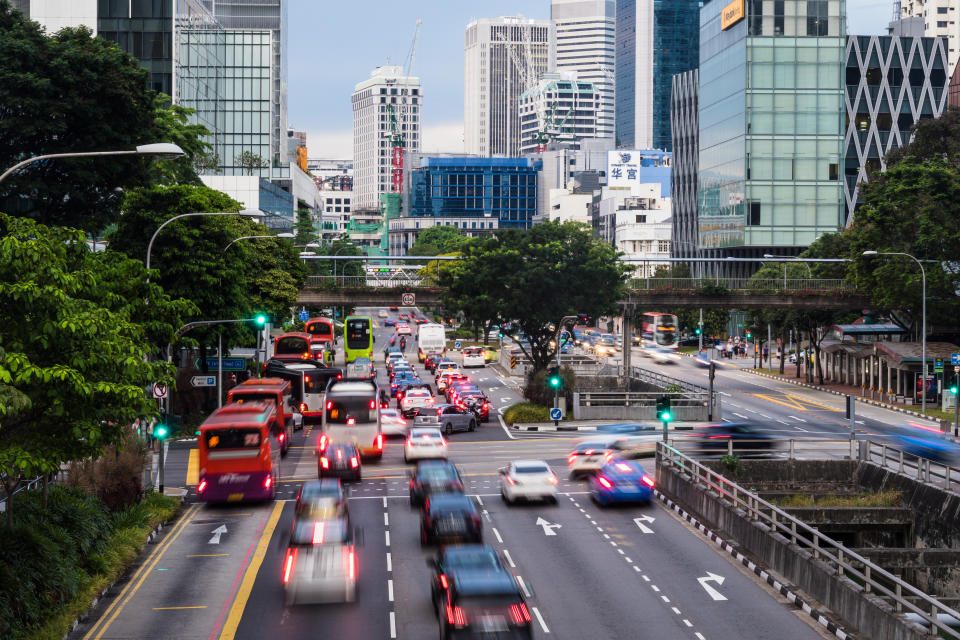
<box><xmin>770</xmin><ymin>490</ymin><xmax>903</xmax><ymax>508</ymax></box>
<box><xmin>503</xmin><ymin>402</ymin><xmax>552</xmax><ymax>424</ymax></box>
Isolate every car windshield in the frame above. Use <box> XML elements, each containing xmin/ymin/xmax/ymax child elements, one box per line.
<box><xmin>575</xmin><ymin>442</ymin><xmax>608</xmax><ymax>452</ymax></box>
<box><xmin>514</xmin><ymin>464</ymin><xmax>550</xmax><ymax>474</ymax></box>
<box><xmin>455</xmin><ymin>594</ymin><xmax>521</xmax><ymax>610</ymax></box>
<box><xmin>428</xmin><ymin>494</ymin><xmax>474</xmax><ymax>513</ymax></box>
<box><xmin>418</xmin><ymin>467</ymin><xmax>457</xmax><ymax>481</ymax></box>
<box><xmin>407</xmin><ymin>390</ymin><xmax>431</xmax><ymax>398</ymax></box>
<box><xmin>289</xmin><ymin>517</ymin><xmax>350</xmax><ymax>546</ymax></box>
<box><xmin>410</xmin><ymin>429</ymin><xmax>442</xmax><ymax>439</ymax></box>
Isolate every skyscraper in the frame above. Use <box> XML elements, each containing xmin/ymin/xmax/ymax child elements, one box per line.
<box><xmin>551</xmin><ymin>0</ymin><xmax>616</xmax><ymax>139</ymax></box>
<box><xmin>352</xmin><ymin>66</ymin><xmax>422</xmax><ymax>210</ymax></box>
<box><xmin>518</xmin><ymin>74</ymin><xmax>599</xmax><ymax>153</ymax></box>
<box><xmin>464</xmin><ymin>16</ymin><xmax>556</xmax><ymax>156</ymax></box>
<box><xmin>615</xmin><ymin>0</ymin><xmax>700</xmax><ymax>151</ymax></box>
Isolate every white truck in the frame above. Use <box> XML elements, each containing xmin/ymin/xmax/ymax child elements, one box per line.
<box><xmin>417</xmin><ymin>323</ymin><xmax>446</xmax><ymax>363</ymax></box>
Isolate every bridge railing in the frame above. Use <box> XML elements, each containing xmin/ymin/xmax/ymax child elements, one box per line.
<box><xmin>306</xmin><ymin>275</ymin><xmax>428</xmax><ymax>288</ymax></box>
<box><xmin>626</xmin><ymin>277</ymin><xmax>851</xmax><ymax>291</ymax></box>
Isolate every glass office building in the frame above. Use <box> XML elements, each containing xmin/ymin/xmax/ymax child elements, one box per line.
<box><xmin>408</xmin><ymin>158</ymin><xmax>539</xmax><ymax>229</ymax></box>
<box><xmin>697</xmin><ymin>0</ymin><xmax>845</xmax><ymax>254</ymax></box>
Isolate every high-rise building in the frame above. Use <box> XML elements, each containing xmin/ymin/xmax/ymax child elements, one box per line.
<box><xmin>898</xmin><ymin>0</ymin><xmax>960</xmax><ymax>74</ymax></box>
<box><xmin>351</xmin><ymin>66</ymin><xmax>422</xmax><ymax>210</ymax></box>
<box><xmin>464</xmin><ymin>16</ymin><xmax>556</xmax><ymax>156</ymax></box>
<box><xmin>670</xmin><ymin>69</ymin><xmax>700</xmax><ymax>270</ymax></box>
<box><xmin>551</xmin><ymin>0</ymin><xmax>616</xmax><ymax>139</ymax></box>
<box><xmin>518</xmin><ymin>73</ymin><xmax>599</xmax><ymax>154</ymax></box>
<box><xmin>615</xmin><ymin>0</ymin><xmax>700</xmax><ymax>151</ymax></box>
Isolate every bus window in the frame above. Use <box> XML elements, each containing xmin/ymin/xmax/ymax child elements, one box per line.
<box><xmin>276</xmin><ymin>335</ymin><xmax>310</xmax><ymax>355</ymax></box>
<box><xmin>231</xmin><ymin>394</ymin><xmax>277</xmax><ymax>408</ymax></box>
<box><xmin>306</xmin><ymin>318</ymin><xmax>334</xmax><ymax>339</ymax></box>
<box><xmin>346</xmin><ymin>319</ymin><xmax>370</xmax><ymax>348</ymax></box>
<box><xmin>326</xmin><ymin>397</ymin><xmax>377</xmax><ymax>424</ymax></box>
<box><xmin>206</xmin><ymin>428</ymin><xmax>262</xmax><ymax>449</ymax></box>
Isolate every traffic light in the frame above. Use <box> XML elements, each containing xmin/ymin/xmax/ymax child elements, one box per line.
<box><xmin>498</xmin><ymin>332</ymin><xmax>504</xmax><ymax>339</ymax></box>
<box><xmin>255</xmin><ymin>314</ymin><xmax>267</xmax><ymax>325</ymax></box>
<box><xmin>656</xmin><ymin>395</ymin><xmax>672</xmax><ymax>422</ymax></box>
<box><xmin>745</xmin><ymin>329</ymin><xmax>753</xmax><ymax>339</ymax></box>
<box><xmin>546</xmin><ymin>366</ymin><xmax>562</xmax><ymax>389</ymax></box>
<box><xmin>950</xmin><ymin>380</ymin><xmax>959</xmax><ymax>395</ymax></box>
<box><xmin>577</xmin><ymin>313</ymin><xmax>591</xmax><ymax>325</ymax></box>
<box><xmin>694</xmin><ymin>327</ymin><xmax>702</xmax><ymax>335</ymax></box>
<box><xmin>154</xmin><ymin>422</ymin><xmax>169</xmax><ymax>440</ymax></box>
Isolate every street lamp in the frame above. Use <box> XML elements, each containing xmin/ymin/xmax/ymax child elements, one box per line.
<box><xmin>146</xmin><ymin>209</ymin><xmax>263</xmax><ymax>276</ymax></box>
<box><xmin>0</xmin><ymin>143</ymin><xmax>185</xmax><ymax>184</ymax></box>
<box><xmin>863</xmin><ymin>250</ymin><xmax>927</xmax><ymax>413</ymax></box>
<box><xmin>222</xmin><ymin>232</ymin><xmax>294</xmax><ymax>253</ymax></box>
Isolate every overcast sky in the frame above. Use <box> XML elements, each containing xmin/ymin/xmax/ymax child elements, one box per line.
<box><xmin>287</xmin><ymin>0</ymin><xmax>893</xmax><ymax>160</ymax></box>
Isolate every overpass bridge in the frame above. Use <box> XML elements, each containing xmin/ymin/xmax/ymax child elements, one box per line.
<box><xmin>297</xmin><ymin>276</ymin><xmax>868</xmax><ymax>310</ymax></box>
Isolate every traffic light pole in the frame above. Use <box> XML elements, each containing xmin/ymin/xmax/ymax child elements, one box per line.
<box><xmin>954</xmin><ymin>368</ymin><xmax>959</xmax><ymax>436</ymax></box>
<box><xmin>159</xmin><ymin>437</ymin><xmax>165</xmax><ymax>493</ymax></box>
<box><xmin>708</xmin><ymin>362</ymin><xmax>715</xmax><ymax>421</ymax></box>
<box><xmin>698</xmin><ymin>308</ymin><xmax>703</xmax><ymax>352</ymax></box>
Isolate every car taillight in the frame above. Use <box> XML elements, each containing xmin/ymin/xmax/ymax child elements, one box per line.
<box><xmin>397</xmin><ymin>392</ymin><xmax>404</xmax><ymax>399</ymax></box>
<box><xmin>375</xmin><ymin>434</ymin><xmax>383</xmax><ymax>450</ymax></box>
<box><xmin>437</xmin><ymin>409</ymin><xmax>443</xmax><ymax>416</ymax></box>
<box><xmin>504</xmin><ymin>475</ymin><xmax>516</xmax><ymax>485</ymax></box>
<box><xmin>509</xmin><ymin>603</ymin><xmax>531</xmax><ymax>625</ymax></box>
<box><xmin>336</xmin><ymin>373</ymin><xmax>342</xmax><ymax>380</ymax></box>
<box><xmin>326</xmin><ymin>401</ymin><xmax>333</xmax><ymax>410</ymax></box>
<box><xmin>446</xmin><ymin>605</ymin><xmax>467</xmax><ymax>628</ymax></box>
<box><xmin>439</xmin><ymin>574</ymin><xmax>449</xmax><ymax>589</ymax></box>
<box><xmin>350</xmin><ymin>456</ymin><xmax>359</xmax><ymax>468</ymax></box>
<box><xmin>641</xmin><ymin>475</ymin><xmax>655</xmax><ymax>488</ymax></box>
<box><xmin>597</xmin><ymin>476</ymin><xmax>613</xmax><ymax>489</ymax></box>
<box><xmin>347</xmin><ymin>418</ymin><xmax>356</xmax><ymax>425</ymax></box>
<box><xmin>197</xmin><ymin>480</ymin><xmax>207</xmax><ymax>493</ymax></box>
<box><xmin>483</xmin><ymin>403</ymin><xmax>489</xmax><ymax>410</ymax></box>
<box><xmin>347</xmin><ymin>549</ymin><xmax>356</xmax><ymax>580</ymax></box>
<box><xmin>279</xmin><ymin>432</ymin><xmax>285</xmax><ymax>442</ymax></box>
<box><xmin>264</xmin><ymin>476</ymin><xmax>272</xmax><ymax>489</ymax></box>
<box><xmin>319</xmin><ymin>434</ymin><xmax>328</xmax><ymax>451</ymax></box>
<box><xmin>282</xmin><ymin>548</ymin><xmax>297</xmax><ymax>584</ymax></box>
<box><xmin>300</xmin><ymin>403</ymin><xmax>307</xmax><ymax>412</ymax></box>
<box><xmin>547</xmin><ymin>474</ymin><xmax>559</xmax><ymax>485</ymax></box>
<box><xmin>369</xmin><ymin>399</ymin><xmax>376</xmax><ymax>409</ymax></box>
<box><xmin>321</xmin><ymin>457</ymin><xmax>330</xmax><ymax>469</ymax></box>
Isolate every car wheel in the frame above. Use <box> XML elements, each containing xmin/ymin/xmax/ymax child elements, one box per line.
<box><xmin>445</xmin><ymin>423</ymin><xmax>453</xmax><ymax>435</ymax></box>
<box><xmin>468</xmin><ymin>420</ymin><xmax>476</xmax><ymax>432</ymax></box>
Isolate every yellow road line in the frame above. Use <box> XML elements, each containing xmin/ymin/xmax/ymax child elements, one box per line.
<box><xmin>752</xmin><ymin>393</ymin><xmax>841</xmax><ymax>412</ymax></box>
<box><xmin>152</xmin><ymin>606</ymin><xmax>208</xmax><ymax>610</ymax></box>
<box><xmin>186</xmin><ymin>448</ymin><xmax>198</xmax><ymax>486</ymax></box>
<box><xmin>84</xmin><ymin>504</ymin><xmax>201</xmax><ymax>640</ymax></box>
<box><xmin>217</xmin><ymin>500</ymin><xmax>285</xmax><ymax>640</ymax></box>
<box><xmin>187</xmin><ymin>554</ymin><xmax>230</xmax><ymax>557</ymax></box>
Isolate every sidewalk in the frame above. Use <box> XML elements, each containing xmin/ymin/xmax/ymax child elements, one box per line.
<box><xmin>745</xmin><ymin>366</ymin><xmax>949</xmax><ymax>428</ymax></box>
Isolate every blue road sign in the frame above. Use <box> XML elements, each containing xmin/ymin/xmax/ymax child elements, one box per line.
<box><xmin>455</xmin><ymin>341</ymin><xmax>462</xmax><ymax>350</ymax></box>
<box><xmin>952</xmin><ymin>353</ymin><xmax>960</xmax><ymax>366</ymax></box>
<box><xmin>299</xmin><ymin>309</ymin><xmax>309</xmax><ymax>322</ymax></box>
<box><xmin>549</xmin><ymin>407</ymin><xmax>563</xmax><ymax>421</ymax></box>
<box><xmin>195</xmin><ymin>357</ymin><xmax>246</xmax><ymax>371</ymax></box>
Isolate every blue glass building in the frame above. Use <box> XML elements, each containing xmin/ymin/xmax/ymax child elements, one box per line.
<box><xmin>408</xmin><ymin>158</ymin><xmax>539</xmax><ymax>229</ymax></box>
<box><xmin>616</xmin><ymin>0</ymin><xmax>700</xmax><ymax>151</ymax></box>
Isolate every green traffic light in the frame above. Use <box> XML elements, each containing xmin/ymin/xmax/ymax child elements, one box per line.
<box><xmin>951</xmin><ymin>386</ymin><xmax>958</xmax><ymax>395</ymax></box>
<box><xmin>695</xmin><ymin>328</ymin><xmax>702</xmax><ymax>335</ymax></box>
<box><xmin>255</xmin><ymin>314</ymin><xmax>267</xmax><ymax>325</ymax></box>
<box><xmin>155</xmin><ymin>425</ymin><xmax>168</xmax><ymax>439</ymax></box>
<box><xmin>662</xmin><ymin>411</ymin><xmax>672</xmax><ymax>422</ymax></box>
<box><xmin>550</xmin><ymin>378</ymin><xmax>560</xmax><ymax>387</ymax></box>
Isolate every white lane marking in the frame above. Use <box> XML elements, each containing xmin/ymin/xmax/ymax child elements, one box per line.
<box><xmin>516</xmin><ymin>574</ymin><xmax>532</xmax><ymax>598</ymax></box>
<box><xmin>388</xmin><ymin>579</ymin><xmax>394</xmax><ymax>601</ymax></box>
<box><xmin>382</xmin><ymin>497</ymin><xmax>388</xmax><ymax>508</ymax></box>
<box><xmin>493</xmin><ymin>527</ymin><xmax>503</xmax><ymax>544</ymax></box>
<box><xmin>795</xmin><ymin>426</ymin><xmax>809</xmax><ymax>432</ymax></box>
<box><xmin>733</xmin><ymin>413</ymin><xmax>749</xmax><ymax>419</ymax></box>
<box><xmin>683</xmin><ymin>619</ymin><xmax>693</xmax><ymax>627</ymax></box>
<box><xmin>386</xmin><ymin>552</ymin><xmax>392</xmax><ymax>572</ymax></box>
<box><xmin>721</xmin><ymin>418</ymin><xmax>732</xmax><ymax>422</ymax></box>
<box><xmin>476</xmin><ymin>495</ymin><xmax>484</xmax><ymax>506</ymax></box>
<box><xmin>497</xmin><ymin>410</ymin><xmax>518</xmax><ymax>440</ymax></box>
<box><xmin>671</xmin><ymin>607</ymin><xmax>681</xmax><ymax>615</ymax></box>
<box><xmin>776</xmin><ymin>419</ymin><xmax>789</xmax><ymax>424</ymax></box>
<box><xmin>758</xmin><ymin>413</ymin><xmax>771</xmax><ymax>419</ymax></box>
<box><xmin>502</xmin><ymin>549</ymin><xmax>516</xmax><ymax>568</ymax></box>
<box><xmin>383</xmin><ymin>512</ymin><xmax>389</xmax><ymax>526</ymax></box>
<box><xmin>695</xmin><ymin>633</ymin><xmax>706</xmax><ymax>640</ymax></box>
<box><xmin>720</xmin><ymin>391</ymin><xmax>731</xmax><ymax>397</ymax></box>
<box><xmin>789</xmin><ymin>415</ymin><xmax>807</xmax><ymax>422</ymax></box>
<box><xmin>661</xmin><ymin>596</ymin><xmax>670</xmax><ymax>603</ymax></box>
<box><xmin>651</xmin><ymin>585</ymin><xmax>660</xmax><ymax>592</ymax></box>
<box><xmin>531</xmin><ymin>606</ymin><xmax>550</xmax><ymax>634</ymax></box>
<box><xmin>744</xmin><ymin>408</ymin><xmax>758</xmax><ymax>413</ymax></box>
<box><xmin>385</xmin><ymin>531</ymin><xmax>391</xmax><ymax>547</ymax></box>
<box><xmin>634</xmin><ymin>566</ymin><xmax>642</xmax><ymax>572</ymax></box>
<box><xmin>389</xmin><ymin>611</ymin><xmax>397</xmax><ymax>638</ymax></box>
<box><xmin>624</xmin><ymin>557</ymin><xmax>633</xmax><ymax>563</ymax></box>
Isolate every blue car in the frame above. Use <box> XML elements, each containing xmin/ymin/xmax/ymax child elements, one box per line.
<box><xmin>384</xmin><ymin>318</ymin><xmax>397</xmax><ymax>327</ymax></box>
<box><xmin>589</xmin><ymin>459</ymin><xmax>655</xmax><ymax>506</ymax></box>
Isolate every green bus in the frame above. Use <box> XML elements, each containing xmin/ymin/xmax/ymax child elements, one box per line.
<box><xmin>343</xmin><ymin>315</ymin><xmax>373</xmax><ymax>363</ymax></box>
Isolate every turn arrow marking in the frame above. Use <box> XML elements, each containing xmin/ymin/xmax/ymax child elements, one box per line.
<box><xmin>633</xmin><ymin>515</ymin><xmax>656</xmax><ymax>534</ymax></box>
<box><xmin>697</xmin><ymin>572</ymin><xmax>727</xmax><ymax>601</ymax></box>
<box><xmin>208</xmin><ymin>524</ymin><xmax>227</xmax><ymax>544</ymax></box>
<box><xmin>535</xmin><ymin>517</ymin><xmax>562</xmax><ymax>536</ymax></box>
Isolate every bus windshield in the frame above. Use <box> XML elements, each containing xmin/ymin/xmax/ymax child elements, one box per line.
<box><xmin>306</xmin><ymin>319</ymin><xmax>333</xmax><ymax>338</ymax></box>
<box><xmin>231</xmin><ymin>393</ymin><xmax>277</xmax><ymax>408</ymax></box>
<box><xmin>276</xmin><ymin>336</ymin><xmax>310</xmax><ymax>354</ymax></box>
<box><xmin>205</xmin><ymin>428</ymin><xmax>261</xmax><ymax>449</ymax></box>
<box><xmin>326</xmin><ymin>396</ymin><xmax>377</xmax><ymax>424</ymax></box>
<box><xmin>346</xmin><ymin>319</ymin><xmax>370</xmax><ymax>349</ymax></box>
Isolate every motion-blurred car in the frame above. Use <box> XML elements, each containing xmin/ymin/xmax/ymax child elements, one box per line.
<box><xmin>282</xmin><ymin>513</ymin><xmax>358</xmax><ymax>604</ymax></box>
<box><xmin>380</xmin><ymin>408</ymin><xmax>409</xmax><ymax>437</ymax></box>
<box><xmin>567</xmin><ymin>440</ymin><xmax>613</xmax><ymax>478</ymax></box>
<box><xmin>589</xmin><ymin>459</ymin><xmax>655</xmax><ymax>506</ymax></box>
<box><xmin>427</xmin><ymin>545</ymin><xmax>533</xmax><ymax>640</ymax></box>
<box><xmin>434</xmin><ymin>361</ymin><xmax>459</xmax><ymax>379</ymax></box>
<box><xmin>384</xmin><ymin>318</ymin><xmax>397</xmax><ymax>327</ymax></box>
<box><xmin>397</xmin><ymin>323</ymin><xmax>413</xmax><ymax>336</ymax></box>
<box><xmin>461</xmin><ymin>347</ymin><xmax>486</xmax><ymax>368</ymax></box>
<box><xmin>879</xmin><ymin>423</ymin><xmax>960</xmax><ymax>464</ymax></box>
<box><xmin>405</xmin><ymin>427</ymin><xmax>448</xmax><ymax>463</ymax></box>
<box><xmin>420</xmin><ymin>493</ymin><xmax>482</xmax><ymax>546</ymax></box>
<box><xmin>424</xmin><ymin>352</ymin><xmax>445</xmax><ymax>373</ymax></box>
<box><xmin>345</xmin><ymin>357</ymin><xmax>375</xmax><ymax>380</ymax></box>
<box><xmin>401</xmin><ymin>387</ymin><xmax>435</xmax><ymax>417</ymax></box>
<box><xmin>434</xmin><ymin>404</ymin><xmax>478</xmax><ymax>434</ymax></box>
<box><xmin>409</xmin><ymin>459</ymin><xmax>464</xmax><ymax>507</ymax></box>
<box><xmin>685</xmin><ymin>423</ymin><xmax>780</xmax><ymax>456</ymax></box>
<box><xmin>593</xmin><ymin>334</ymin><xmax>618</xmax><ymax>356</ymax></box>
<box><xmin>459</xmin><ymin>394</ymin><xmax>490</xmax><ymax>423</ymax></box>
<box><xmin>377</xmin><ymin>310</ymin><xmax>389</xmax><ymax>318</ymax></box>
<box><xmin>447</xmin><ymin>381</ymin><xmax>481</xmax><ymax>405</ymax></box>
<box><xmin>294</xmin><ymin>479</ymin><xmax>346</xmax><ymax>518</ymax></box>
<box><xmin>319</xmin><ymin>441</ymin><xmax>362</xmax><ymax>482</ymax></box>
<box><xmin>499</xmin><ymin>460</ymin><xmax>558</xmax><ymax>504</ymax></box>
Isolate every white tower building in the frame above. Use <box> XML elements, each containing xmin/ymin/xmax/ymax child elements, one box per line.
<box><xmin>464</xmin><ymin>16</ymin><xmax>556</xmax><ymax>156</ymax></box>
<box><xmin>351</xmin><ymin>66</ymin><xmax>423</xmax><ymax>210</ymax></box>
<box><xmin>897</xmin><ymin>0</ymin><xmax>960</xmax><ymax>73</ymax></box>
<box><xmin>518</xmin><ymin>73</ymin><xmax>599</xmax><ymax>154</ymax></box>
<box><xmin>550</xmin><ymin>0</ymin><xmax>616</xmax><ymax>140</ymax></box>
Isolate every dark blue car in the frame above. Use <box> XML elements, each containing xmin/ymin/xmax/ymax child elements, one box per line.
<box><xmin>589</xmin><ymin>459</ymin><xmax>655</xmax><ymax>506</ymax></box>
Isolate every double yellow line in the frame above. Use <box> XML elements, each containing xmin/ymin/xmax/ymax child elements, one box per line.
<box><xmin>83</xmin><ymin>503</ymin><xmax>201</xmax><ymax>640</ymax></box>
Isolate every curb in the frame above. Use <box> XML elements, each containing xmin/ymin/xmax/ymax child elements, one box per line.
<box><xmin>654</xmin><ymin>490</ymin><xmax>853</xmax><ymax>640</ymax></box>
<box><xmin>512</xmin><ymin>424</ymin><xmax>598</xmax><ymax>432</ymax></box>
<box><xmin>744</xmin><ymin>369</ymin><xmax>945</xmax><ymax>427</ymax></box>
<box><xmin>63</xmin><ymin>497</ymin><xmax>184</xmax><ymax>640</ymax></box>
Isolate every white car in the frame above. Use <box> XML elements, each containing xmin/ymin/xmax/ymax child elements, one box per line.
<box><xmin>377</xmin><ymin>310</ymin><xmax>388</xmax><ymax>318</ymax></box>
<box><xmin>282</xmin><ymin>517</ymin><xmax>357</xmax><ymax>604</ymax></box>
<box><xmin>499</xmin><ymin>460</ymin><xmax>559</xmax><ymax>504</ymax></box>
<box><xmin>380</xmin><ymin>409</ymin><xmax>409</xmax><ymax>437</ymax></box>
<box><xmin>567</xmin><ymin>440</ymin><xmax>613</xmax><ymax>478</ymax></box>
<box><xmin>434</xmin><ymin>361</ymin><xmax>458</xmax><ymax>378</ymax></box>
<box><xmin>404</xmin><ymin>427</ymin><xmax>447</xmax><ymax>463</ymax></box>
<box><xmin>396</xmin><ymin>323</ymin><xmax>413</xmax><ymax>336</ymax></box>
<box><xmin>400</xmin><ymin>388</ymin><xmax>434</xmax><ymax>417</ymax></box>
<box><xmin>461</xmin><ymin>346</ymin><xmax>486</xmax><ymax>368</ymax></box>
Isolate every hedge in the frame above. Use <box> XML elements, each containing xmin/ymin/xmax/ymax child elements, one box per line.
<box><xmin>503</xmin><ymin>402</ymin><xmax>552</xmax><ymax>424</ymax></box>
<box><xmin>0</xmin><ymin>487</ymin><xmax>179</xmax><ymax>640</ymax></box>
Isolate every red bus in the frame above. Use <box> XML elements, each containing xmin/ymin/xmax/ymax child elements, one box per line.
<box><xmin>227</xmin><ymin>378</ymin><xmax>295</xmax><ymax>456</ymax></box>
<box><xmin>305</xmin><ymin>317</ymin><xmax>335</xmax><ymax>346</ymax></box>
<box><xmin>640</xmin><ymin>312</ymin><xmax>679</xmax><ymax>350</ymax></box>
<box><xmin>197</xmin><ymin>402</ymin><xmax>278</xmax><ymax>503</ymax></box>
<box><xmin>273</xmin><ymin>332</ymin><xmax>314</xmax><ymax>363</ymax></box>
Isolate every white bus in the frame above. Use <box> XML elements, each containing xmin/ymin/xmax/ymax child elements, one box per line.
<box><xmin>322</xmin><ymin>380</ymin><xmax>383</xmax><ymax>460</ymax></box>
<box><xmin>417</xmin><ymin>323</ymin><xmax>446</xmax><ymax>363</ymax></box>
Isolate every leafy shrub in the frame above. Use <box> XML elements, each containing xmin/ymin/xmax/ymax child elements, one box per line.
<box><xmin>503</xmin><ymin>402</ymin><xmax>551</xmax><ymax>424</ymax></box>
<box><xmin>523</xmin><ymin>366</ymin><xmax>576</xmax><ymax>407</ymax></box>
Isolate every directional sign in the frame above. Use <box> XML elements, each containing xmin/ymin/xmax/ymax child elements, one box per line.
<box><xmin>633</xmin><ymin>515</ymin><xmax>656</xmax><ymax>534</ymax></box>
<box><xmin>535</xmin><ymin>517</ymin><xmax>562</xmax><ymax>536</ymax></box>
<box><xmin>191</xmin><ymin>376</ymin><xmax>217</xmax><ymax>388</ymax></box>
<box><xmin>454</xmin><ymin>341</ymin><xmax>462</xmax><ymax>350</ymax></box>
<box><xmin>401</xmin><ymin>292</ymin><xmax>415</xmax><ymax>306</ymax></box>
<box><xmin>697</xmin><ymin>572</ymin><xmax>727</xmax><ymax>601</ymax></box>
<box><xmin>208</xmin><ymin>524</ymin><xmax>227</xmax><ymax>544</ymax></box>
<box><xmin>151</xmin><ymin>383</ymin><xmax>168</xmax><ymax>399</ymax></box>
<box><xmin>952</xmin><ymin>353</ymin><xmax>960</xmax><ymax>366</ymax></box>
<box><xmin>549</xmin><ymin>407</ymin><xmax>563</xmax><ymax>421</ymax></box>
<box><xmin>299</xmin><ymin>309</ymin><xmax>309</xmax><ymax>322</ymax></box>
<box><xmin>195</xmin><ymin>357</ymin><xmax>246</xmax><ymax>371</ymax></box>
<box><xmin>935</xmin><ymin>357</ymin><xmax>944</xmax><ymax>373</ymax></box>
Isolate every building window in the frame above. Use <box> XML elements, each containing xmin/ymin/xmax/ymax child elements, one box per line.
<box><xmin>658</xmin><ymin>241</ymin><xmax>670</xmax><ymax>253</ymax></box>
<box><xmin>635</xmin><ymin>214</ymin><xmax>646</xmax><ymax>223</ymax></box>
<box><xmin>749</xmin><ymin>201</ymin><xmax>761</xmax><ymax>226</ymax></box>
<box><xmin>939</xmin><ymin>21</ymin><xmax>949</xmax><ymax>27</ymax></box>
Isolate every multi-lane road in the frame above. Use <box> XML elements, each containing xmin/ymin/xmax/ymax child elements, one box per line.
<box><xmin>74</xmin><ymin>309</ymin><xmax>923</xmax><ymax>640</ymax></box>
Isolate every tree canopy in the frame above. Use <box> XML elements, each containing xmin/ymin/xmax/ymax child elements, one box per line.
<box><xmin>443</xmin><ymin>221</ymin><xmax>629</xmax><ymax>370</ymax></box>
<box><xmin>409</xmin><ymin>226</ymin><xmax>471</xmax><ymax>257</ymax></box>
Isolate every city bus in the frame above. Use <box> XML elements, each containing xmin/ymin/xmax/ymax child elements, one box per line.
<box><xmin>343</xmin><ymin>315</ymin><xmax>373</xmax><ymax>364</ymax></box>
<box><xmin>227</xmin><ymin>378</ymin><xmax>295</xmax><ymax>456</ymax></box>
<box><xmin>196</xmin><ymin>401</ymin><xmax>279</xmax><ymax>503</ymax></box>
<box><xmin>305</xmin><ymin>317</ymin><xmax>336</xmax><ymax>346</ymax></box>
<box><xmin>640</xmin><ymin>312</ymin><xmax>679</xmax><ymax>350</ymax></box>
<box><xmin>321</xmin><ymin>379</ymin><xmax>383</xmax><ymax>460</ymax></box>
<box><xmin>273</xmin><ymin>332</ymin><xmax>313</xmax><ymax>363</ymax></box>
<box><xmin>263</xmin><ymin>361</ymin><xmax>341</xmax><ymax>425</ymax></box>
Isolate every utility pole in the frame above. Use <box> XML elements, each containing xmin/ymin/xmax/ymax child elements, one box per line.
<box><xmin>708</xmin><ymin>362</ymin><xmax>715</xmax><ymax>421</ymax></box>
<box><xmin>698</xmin><ymin>308</ymin><xmax>704</xmax><ymax>352</ymax></box>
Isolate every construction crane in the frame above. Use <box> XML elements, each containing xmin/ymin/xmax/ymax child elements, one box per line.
<box><xmin>387</xmin><ymin>19</ymin><xmax>421</xmax><ymax>194</ymax></box>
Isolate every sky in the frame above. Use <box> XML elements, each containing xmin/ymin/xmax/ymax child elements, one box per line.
<box><xmin>287</xmin><ymin>0</ymin><xmax>893</xmax><ymax>161</ymax></box>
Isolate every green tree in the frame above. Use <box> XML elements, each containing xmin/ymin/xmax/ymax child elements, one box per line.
<box><xmin>293</xmin><ymin>205</ymin><xmax>316</xmax><ymax>247</ymax></box>
<box><xmin>444</xmin><ymin>221</ymin><xmax>629</xmax><ymax>371</ymax></box>
<box><xmin>409</xmin><ymin>226</ymin><xmax>470</xmax><ymax>256</ymax></box>
<box><xmin>236</xmin><ymin>151</ymin><xmax>267</xmax><ymax>176</ymax></box>
<box><xmin>148</xmin><ymin>94</ymin><xmax>214</xmax><ymax>185</ymax></box>
<box><xmin>885</xmin><ymin>107</ymin><xmax>960</xmax><ymax>168</ymax></box>
<box><xmin>0</xmin><ymin>214</ymin><xmax>180</xmax><ymax>524</ymax></box>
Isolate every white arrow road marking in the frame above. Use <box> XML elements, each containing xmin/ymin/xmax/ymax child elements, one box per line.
<box><xmin>535</xmin><ymin>517</ymin><xmax>562</xmax><ymax>536</ymax></box>
<box><xmin>697</xmin><ymin>572</ymin><xmax>727</xmax><ymax>601</ymax></box>
<box><xmin>633</xmin><ymin>515</ymin><xmax>656</xmax><ymax>534</ymax></box>
<box><xmin>208</xmin><ymin>524</ymin><xmax>227</xmax><ymax>544</ymax></box>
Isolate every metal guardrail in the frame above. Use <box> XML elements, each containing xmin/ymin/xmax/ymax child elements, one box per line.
<box><xmin>577</xmin><ymin>391</ymin><xmax>708</xmax><ymax>408</ymax></box>
<box><xmin>859</xmin><ymin>439</ymin><xmax>960</xmax><ymax>491</ymax></box>
<box><xmin>656</xmin><ymin>441</ymin><xmax>960</xmax><ymax>638</ymax></box>
<box><xmin>629</xmin><ymin>365</ymin><xmax>710</xmax><ymax>395</ymax></box>
<box><xmin>626</xmin><ymin>277</ymin><xmax>851</xmax><ymax>291</ymax></box>
<box><xmin>307</xmin><ymin>275</ymin><xmax>428</xmax><ymax>288</ymax></box>
<box><xmin>0</xmin><ymin>475</ymin><xmax>43</xmax><ymax>512</ymax></box>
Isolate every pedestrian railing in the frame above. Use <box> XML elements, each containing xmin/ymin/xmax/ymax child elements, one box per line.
<box><xmin>306</xmin><ymin>274</ymin><xmax>428</xmax><ymax>288</ymax></box>
<box><xmin>857</xmin><ymin>438</ymin><xmax>960</xmax><ymax>492</ymax></box>
<box><xmin>656</xmin><ymin>441</ymin><xmax>960</xmax><ymax>638</ymax></box>
<box><xmin>626</xmin><ymin>277</ymin><xmax>851</xmax><ymax>292</ymax></box>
